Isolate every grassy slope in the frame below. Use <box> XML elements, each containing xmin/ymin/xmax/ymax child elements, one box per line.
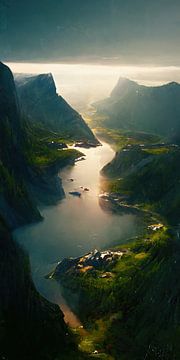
<box><xmin>58</xmin><ymin>227</ymin><xmax>180</xmax><ymax>359</ymax></box>
<box><xmin>24</xmin><ymin>121</ymin><xmax>82</xmax><ymax>167</ymax></box>
<box><xmin>100</xmin><ymin>130</ymin><xmax>180</xmax><ymax>224</ymax></box>
<box><xmin>56</xmin><ymin>128</ymin><xmax>180</xmax><ymax>360</ymax></box>
<box><xmin>94</xmin><ymin>127</ymin><xmax>161</xmax><ymax>151</ymax></box>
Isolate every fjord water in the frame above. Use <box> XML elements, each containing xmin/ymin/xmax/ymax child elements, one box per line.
<box><xmin>14</xmin><ymin>141</ymin><xmax>143</xmax><ymax>324</ymax></box>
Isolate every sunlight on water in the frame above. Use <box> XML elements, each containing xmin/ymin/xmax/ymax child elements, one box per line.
<box><xmin>10</xmin><ymin>60</ymin><xmax>173</xmax><ymax>325</ymax></box>
<box><xmin>14</xmin><ymin>142</ymin><xmax>145</xmax><ymax>325</ymax></box>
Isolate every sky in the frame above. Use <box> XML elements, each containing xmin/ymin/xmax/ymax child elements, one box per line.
<box><xmin>1</xmin><ymin>0</ymin><xmax>180</xmax><ymax>65</ymax></box>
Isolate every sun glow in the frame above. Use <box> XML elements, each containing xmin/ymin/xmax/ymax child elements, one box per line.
<box><xmin>6</xmin><ymin>62</ymin><xmax>180</xmax><ymax>112</ymax></box>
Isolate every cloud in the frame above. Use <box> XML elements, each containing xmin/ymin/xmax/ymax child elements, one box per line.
<box><xmin>1</xmin><ymin>0</ymin><xmax>180</xmax><ymax>65</ymax></box>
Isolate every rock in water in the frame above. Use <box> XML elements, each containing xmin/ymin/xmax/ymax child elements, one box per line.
<box><xmin>69</xmin><ymin>191</ymin><xmax>81</xmax><ymax>197</ymax></box>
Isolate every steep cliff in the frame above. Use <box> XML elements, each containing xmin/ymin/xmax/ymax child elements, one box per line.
<box><xmin>0</xmin><ymin>62</ymin><xmax>76</xmax><ymax>359</ymax></box>
<box><xmin>94</xmin><ymin>78</ymin><xmax>180</xmax><ymax>140</ymax></box>
<box><xmin>102</xmin><ymin>143</ymin><xmax>180</xmax><ymax>223</ymax></box>
<box><xmin>0</xmin><ymin>63</ymin><xmax>81</xmax><ymax>222</ymax></box>
<box><xmin>0</xmin><ymin>62</ymin><xmax>41</xmax><ymax>227</ymax></box>
<box><xmin>0</xmin><ymin>218</ymin><xmax>69</xmax><ymax>360</ymax></box>
<box><xmin>15</xmin><ymin>73</ymin><xmax>98</xmax><ymax>143</ymax></box>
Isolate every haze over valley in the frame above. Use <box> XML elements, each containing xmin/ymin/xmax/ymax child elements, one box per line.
<box><xmin>6</xmin><ymin>62</ymin><xmax>180</xmax><ymax>112</ymax></box>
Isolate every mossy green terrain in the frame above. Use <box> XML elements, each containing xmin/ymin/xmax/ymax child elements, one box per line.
<box><xmin>55</xmin><ymin>128</ymin><xmax>180</xmax><ymax>360</ymax></box>
<box><xmin>94</xmin><ymin>127</ymin><xmax>161</xmax><ymax>151</ymax></box>
<box><xmin>102</xmin><ymin>145</ymin><xmax>180</xmax><ymax>223</ymax></box>
<box><xmin>57</xmin><ymin>226</ymin><xmax>180</xmax><ymax>359</ymax></box>
<box><xmin>24</xmin><ymin>122</ymin><xmax>83</xmax><ymax>167</ymax></box>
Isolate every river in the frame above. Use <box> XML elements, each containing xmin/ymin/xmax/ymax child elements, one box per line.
<box><xmin>14</xmin><ymin>141</ymin><xmax>144</xmax><ymax>326</ymax></box>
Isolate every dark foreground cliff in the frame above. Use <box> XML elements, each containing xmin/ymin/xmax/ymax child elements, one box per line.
<box><xmin>0</xmin><ymin>218</ymin><xmax>69</xmax><ymax>360</ymax></box>
<box><xmin>0</xmin><ymin>61</ymin><xmax>88</xmax><ymax>359</ymax></box>
<box><xmin>0</xmin><ymin>62</ymin><xmax>83</xmax><ymax>226</ymax></box>
<box><xmin>0</xmin><ymin>61</ymin><xmax>42</xmax><ymax>228</ymax></box>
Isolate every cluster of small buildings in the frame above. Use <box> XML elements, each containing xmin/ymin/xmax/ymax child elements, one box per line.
<box><xmin>76</xmin><ymin>248</ymin><xmax>124</xmax><ymax>271</ymax></box>
<box><xmin>54</xmin><ymin>248</ymin><xmax>125</xmax><ymax>278</ymax></box>
<box><xmin>47</xmin><ymin>141</ymin><xmax>67</xmax><ymax>149</ymax></box>
<box><xmin>148</xmin><ymin>223</ymin><xmax>164</xmax><ymax>231</ymax></box>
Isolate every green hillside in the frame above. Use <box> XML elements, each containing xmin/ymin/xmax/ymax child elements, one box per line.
<box><xmin>93</xmin><ymin>78</ymin><xmax>180</xmax><ymax>142</ymax></box>
<box><xmin>53</xmin><ymin>128</ymin><xmax>180</xmax><ymax>359</ymax></box>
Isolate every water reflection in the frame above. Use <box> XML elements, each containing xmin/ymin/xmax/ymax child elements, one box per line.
<box><xmin>14</xmin><ymin>142</ymin><xmax>144</xmax><ymax>320</ymax></box>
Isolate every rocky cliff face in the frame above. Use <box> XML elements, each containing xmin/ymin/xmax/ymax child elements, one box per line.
<box><xmin>15</xmin><ymin>73</ymin><xmax>98</xmax><ymax>143</ymax></box>
<box><xmin>0</xmin><ymin>63</ymin><xmax>75</xmax><ymax>225</ymax></box>
<box><xmin>0</xmin><ymin>62</ymin><xmax>41</xmax><ymax>228</ymax></box>
<box><xmin>102</xmin><ymin>142</ymin><xmax>180</xmax><ymax>224</ymax></box>
<box><xmin>102</xmin><ymin>146</ymin><xmax>151</xmax><ymax>178</ymax></box>
<box><xmin>94</xmin><ymin>77</ymin><xmax>180</xmax><ymax>139</ymax></box>
<box><xmin>0</xmin><ymin>62</ymin><xmax>23</xmax><ymax>167</ymax></box>
<box><xmin>0</xmin><ymin>219</ymin><xmax>68</xmax><ymax>360</ymax></box>
<box><xmin>0</xmin><ymin>62</ymin><xmax>72</xmax><ymax>359</ymax></box>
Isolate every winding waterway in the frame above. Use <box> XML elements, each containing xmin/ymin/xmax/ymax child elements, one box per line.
<box><xmin>14</xmin><ymin>141</ymin><xmax>145</xmax><ymax>326</ymax></box>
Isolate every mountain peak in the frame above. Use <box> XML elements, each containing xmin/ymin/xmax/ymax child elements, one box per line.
<box><xmin>111</xmin><ymin>77</ymin><xmax>138</xmax><ymax>98</ymax></box>
<box><xmin>14</xmin><ymin>71</ymin><xmax>98</xmax><ymax>143</ymax></box>
<box><xmin>165</xmin><ymin>81</ymin><xmax>180</xmax><ymax>87</ymax></box>
<box><xmin>117</xmin><ymin>77</ymin><xmax>137</xmax><ymax>86</ymax></box>
<box><xmin>0</xmin><ymin>62</ymin><xmax>20</xmax><ymax>128</ymax></box>
<box><xmin>14</xmin><ymin>72</ymin><xmax>57</xmax><ymax>96</ymax></box>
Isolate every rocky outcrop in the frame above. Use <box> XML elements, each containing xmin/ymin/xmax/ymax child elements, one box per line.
<box><xmin>102</xmin><ymin>145</ymin><xmax>151</xmax><ymax>178</ymax></box>
<box><xmin>28</xmin><ymin>161</ymin><xmax>65</xmax><ymax>205</ymax></box>
<box><xmin>15</xmin><ymin>73</ymin><xmax>98</xmax><ymax>144</ymax></box>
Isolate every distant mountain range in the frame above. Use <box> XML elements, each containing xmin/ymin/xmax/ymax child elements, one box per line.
<box><xmin>94</xmin><ymin>78</ymin><xmax>180</xmax><ymax>141</ymax></box>
<box><xmin>15</xmin><ymin>73</ymin><xmax>98</xmax><ymax>143</ymax></box>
